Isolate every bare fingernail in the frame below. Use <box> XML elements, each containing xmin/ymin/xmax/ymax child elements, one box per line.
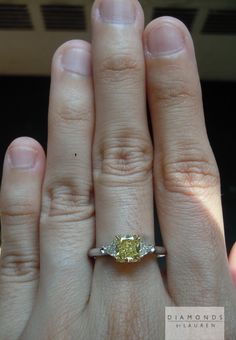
<box><xmin>99</xmin><ymin>0</ymin><xmax>136</xmax><ymax>24</ymax></box>
<box><xmin>61</xmin><ymin>48</ymin><xmax>91</xmax><ymax>76</ymax></box>
<box><xmin>146</xmin><ymin>23</ymin><xmax>185</xmax><ymax>57</ymax></box>
<box><xmin>8</xmin><ymin>147</ymin><xmax>38</xmax><ymax>169</ymax></box>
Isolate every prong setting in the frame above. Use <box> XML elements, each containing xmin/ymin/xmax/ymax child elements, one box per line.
<box><xmin>104</xmin><ymin>234</ymin><xmax>155</xmax><ymax>263</ymax></box>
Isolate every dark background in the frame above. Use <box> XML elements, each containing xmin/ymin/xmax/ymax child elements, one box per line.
<box><xmin>0</xmin><ymin>76</ymin><xmax>235</xmax><ymax>253</ymax></box>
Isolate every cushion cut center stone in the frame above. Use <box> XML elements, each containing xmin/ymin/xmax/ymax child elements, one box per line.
<box><xmin>115</xmin><ymin>235</ymin><xmax>141</xmax><ymax>263</ymax></box>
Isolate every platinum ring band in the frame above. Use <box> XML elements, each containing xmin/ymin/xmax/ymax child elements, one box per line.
<box><xmin>88</xmin><ymin>245</ymin><xmax>166</xmax><ymax>258</ymax></box>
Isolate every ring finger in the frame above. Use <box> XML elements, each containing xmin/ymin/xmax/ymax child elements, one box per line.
<box><xmin>89</xmin><ymin>0</ymin><xmax>168</xmax><ymax>331</ymax></box>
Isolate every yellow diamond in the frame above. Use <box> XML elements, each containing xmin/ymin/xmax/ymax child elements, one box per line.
<box><xmin>114</xmin><ymin>235</ymin><xmax>141</xmax><ymax>263</ymax></box>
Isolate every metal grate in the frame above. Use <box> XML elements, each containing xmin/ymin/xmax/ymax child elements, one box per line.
<box><xmin>41</xmin><ymin>5</ymin><xmax>86</xmax><ymax>31</ymax></box>
<box><xmin>0</xmin><ymin>4</ymin><xmax>32</xmax><ymax>30</ymax></box>
<box><xmin>152</xmin><ymin>8</ymin><xmax>197</xmax><ymax>32</ymax></box>
<box><xmin>202</xmin><ymin>9</ymin><xmax>236</xmax><ymax>35</ymax></box>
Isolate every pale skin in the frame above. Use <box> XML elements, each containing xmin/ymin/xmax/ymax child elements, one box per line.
<box><xmin>0</xmin><ymin>0</ymin><xmax>236</xmax><ymax>339</ymax></box>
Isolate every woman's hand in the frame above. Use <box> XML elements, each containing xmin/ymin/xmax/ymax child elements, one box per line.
<box><xmin>0</xmin><ymin>0</ymin><xmax>235</xmax><ymax>339</ymax></box>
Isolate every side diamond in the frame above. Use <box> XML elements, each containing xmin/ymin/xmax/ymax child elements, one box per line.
<box><xmin>104</xmin><ymin>240</ymin><xmax>117</xmax><ymax>257</ymax></box>
<box><xmin>139</xmin><ymin>241</ymin><xmax>154</xmax><ymax>257</ymax></box>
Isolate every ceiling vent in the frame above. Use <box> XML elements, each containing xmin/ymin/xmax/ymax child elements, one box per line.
<box><xmin>0</xmin><ymin>4</ymin><xmax>32</xmax><ymax>30</ymax></box>
<box><xmin>41</xmin><ymin>5</ymin><xmax>86</xmax><ymax>31</ymax></box>
<box><xmin>202</xmin><ymin>9</ymin><xmax>236</xmax><ymax>35</ymax></box>
<box><xmin>152</xmin><ymin>7</ymin><xmax>197</xmax><ymax>31</ymax></box>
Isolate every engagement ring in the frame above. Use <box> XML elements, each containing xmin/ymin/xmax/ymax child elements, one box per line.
<box><xmin>88</xmin><ymin>234</ymin><xmax>166</xmax><ymax>263</ymax></box>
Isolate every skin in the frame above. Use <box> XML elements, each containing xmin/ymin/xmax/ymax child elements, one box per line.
<box><xmin>0</xmin><ymin>0</ymin><xmax>235</xmax><ymax>339</ymax></box>
<box><xmin>229</xmin><ymin>243</ymin><xmax>236</xmax><ymax>285</ymax></box>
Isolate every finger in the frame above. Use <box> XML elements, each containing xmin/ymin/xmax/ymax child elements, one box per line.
<box><xmin>0</xmin><ymin>137</ymin><xmax>45</xmax><ymax>339</ymax></box>
<box><xmin>90</xmin><ymin>0</ymin><xmax>167</xmax><ymax>318</ymax></box>
<box><xmin>229</xmin><ymin>242</ymin><xmax>236</xmax><ymax>286</ymax></box>
<box><xmin>25</xmin><ymin>40</ymin><xmax>95</xmax><ymax>334</ymax></box>
<box><xmin>144</xmin><ymin>17</ymin><xmax>232</xmax><ymax>304</ymax></box>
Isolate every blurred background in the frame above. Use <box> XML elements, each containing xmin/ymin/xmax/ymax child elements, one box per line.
<box><xmin>0</xmin><ymin>0</ymin><xmax>235</xmax><ymax>252</ymax></box>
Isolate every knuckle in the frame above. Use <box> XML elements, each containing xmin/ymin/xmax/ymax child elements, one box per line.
<box><xmin>153</xmin><ymin>77</ymin><xmax>200</xmax><ymax>107</ymax></box>
<box><xmin>56</xmin><ymin>92</ymin><xmax>91</xmax><ymax>122</ymax></box>
<box><xmin>0</xmin><ymin>202</ymin><xmax>38</xmax><ymax>225</ymax></box>
<box><xmin>162</xmin><ymin>155</ymin><xmax>220</xmax><ymax>196</ymax></box>
<box><xmin>0</xmin><ymin>252</ymin><xmax>39</xmax><ymax>283</ymax></box>
<box><xmin>94</xmin><ymin>134</ymin><xmax>153</xmax><ymax>185</ymax></box>
<box><xmin>42</xmin><ymin>181</ymin><xmax>94</xmax><ymax>223</ymax></box>
<box><xmin>99</xmin><ymin>52</ymin><xmax>142</xmax><ymax>83</ymax></box>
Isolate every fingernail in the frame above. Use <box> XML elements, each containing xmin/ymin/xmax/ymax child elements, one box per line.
<box><xmin>8</xmin><ymin>147</ymin><xmax>38</xmax><ymax>169</ymax></box>
<box><xmin>99</xmin><ymin>0</ymin><xmax>136</xmax><ymax>24</ymax></box>
<box><xmin>61</xmin><ymin>48</ymin><xmax>91</xmax><ymax>76</ymax></box>
<box><xmin>146</xmin><ymin>23</ymin><xmax>185</xmax><ymax>57</ymax></box>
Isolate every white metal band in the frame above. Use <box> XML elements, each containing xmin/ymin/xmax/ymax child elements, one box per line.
<box><xmin>88</xmin><ymin>245</ymin><xmax>166</xmax><ymax>258</ymax></box>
